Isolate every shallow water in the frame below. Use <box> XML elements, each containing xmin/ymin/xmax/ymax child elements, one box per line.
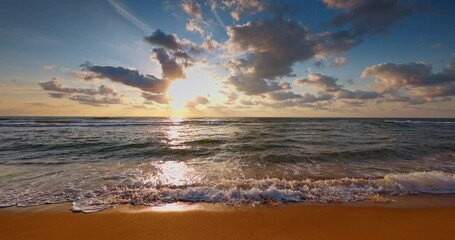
<box><xmin>0</xmin><ymin>117</ymin><xmax>454</xmax><ymax>212</ymax></box>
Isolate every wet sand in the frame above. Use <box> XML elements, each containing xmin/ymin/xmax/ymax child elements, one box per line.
<box><xmin>1</xmin><ymin>195</ymin><xmax>455</xmax><ymax>240</ymax></box>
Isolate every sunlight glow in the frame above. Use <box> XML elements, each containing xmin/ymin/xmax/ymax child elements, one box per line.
<box><xmin>166</xmin><ymin>65</ymin><xmax>221</xmax><ymax>116</ymax></box>
<box><xmin>150</xmin><ymin>203</ymin><xmax>202</xmax><ymax>212</ymax></box>
<box><xmin>155</xmin><ymin>161</ymin><xmax>191</xmax><ymax>186</ymax></box>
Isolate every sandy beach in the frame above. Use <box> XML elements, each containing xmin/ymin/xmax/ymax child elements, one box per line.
<box><xmin>1</xmin><ymin>195</ymin><xmax>455</xmax><ymax>240</ymax></box>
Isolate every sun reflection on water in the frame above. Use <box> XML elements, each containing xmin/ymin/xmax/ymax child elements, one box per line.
<box><xmin>153</xmin><ymin>161</ymin><xmax>198</xmax><ymax>186</ymax></box>
<box><xmin>163</xmin><ymin>119</ymin><xmax>190</xmax><ymax>149</ymax></box>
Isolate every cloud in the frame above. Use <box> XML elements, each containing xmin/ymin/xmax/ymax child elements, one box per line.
<box><xmin>431</xmin><ymin>43</ymin><xmax>443</xmax><ymax>49</ymax></box>
<box><xmin>42</xmin><ymin>65</ymin><xmax>54</xmax><ymax>71</ymax></box>
<box><xmin>381</xmin><ymin>94</ymin><xmax>427</xmax><ymax>105</ymax></box>
<box><xmin>180</xmin><ymin>0</ymin><xmax>210</xmax><ymax>36</ymax></box>
<box><xmin>226</xmin><ymin>72</ymin><xmax>291</xmax><ymax>95</ymax></box>
<box><xmin>221</xmin><ymin>0</ymin><xmax>415</xmax><ymax>97</ymax></box>
<box><xmin>295</xmin><ymin>73</ymin><xmax>343</xmax><ymax>92</ymax></box>
<box><xmin>144</xmin><ymin>29</ymin><xmax>183</xmax><ymax>50</ymax></box>
<box><xmin>219</xmin><ymin>89</ymin><xmax>238</xmax><ymax>104</ymax></box>
<box><xmin>266</xmin><ymin>91</ymin><xmax>303</xmax><ymax>101</ymax></box>
<box><xmin>324</xmin><ymin>0</ymin><xmax>413</xmax><ymax>36</ymax></box>
<box><xmin>39</xmin><ymin>78</ymin><xmax>123</xmax><ymax>106</ymax></box>
<box><xmin>224</xmin><ymin>18</ymin><xmax>323</xmax><ymax>95</ymax></box>
<box><xmin>181</xmin><ymin>0</ymin><xmax>202</xmax><ymax>19</ymax></box>
<box><xmin>186</xmin><ymin>18</ymin><xmax>205</xmax><ymax>34</ymax></box>
<box><xmin>220</xmin><ymin>0</ymin><xmax>269</xmax><ymax>21</ymax></box>
<box><xmin>226</xmin><ymin>19</ymin><xmax>317</xmax><ymax>60</ymax></box>
<box><xmin>362</xmin><ymin>55</ymin><xmax>455</xmax><ymax>91</ymax></box>
<box><xmin>202</xmin><ymin>34</ymin><xmax>219</xmax><ymax>52</ymax></box>
<box><xmin>48</xmin><ymin>92</ymin><xmax>67</xmax><ymax>98</ymax></box>
<box><xmin>68</xmin><ymin>94</ymin><xmax>122</xmax><ymax>106</ymax></box>
<box><xmin>152</xmin><ymin>48</ymin><xmax>186</xmax><ymax>80</ymax></box>
<box><xmin>252</xmin><ymin>72</ymin><xmax>381</xmax><ymax>109</ymax></box>
<box><xmin>185</xmin><ymin>96</ymin><xmax>209</xmax><ymax>108</ymax></box>
<box><xmin>81</xmin><ymin>62</ymin><xmax>171</xmax><ymax>94</ymax></box>
<box><xmin>334</xmin><ymin>57</ymin><xmax>348</xmax><ymax>66</ymax></box>
<box><xmin>40</xmin><ymin>77</ymin><xmax>101</xmax><ymax>95</ymax></box>
<box><xmin>240</xmin><ymin>99</ymin><xmax>254</xmax><ymax>105</ymax></box>
<box><xmin>259</xmin><ymin>92</ymin><xmax>334</xmax><ymax>108</ymax></box>
<box><xmin>317</xmin><ymin>0</ymin><xmax>414</xmax><ymax>59</ymax></box>
<box><xmin>322</xmin><ymin>0</ymin><xmax>361</xmax><ymax>9</ymax></box>
<box><xmin>336</xmin><ymin>89</ymin><xmax>382</xmax><ymax>100</ymax></box>
<box><xmin>144</xmin><ymin>29</ymin><xmax>202</xmax><ymax>81</ymax></box>
<box><xmin>362</xmin><ymin>62</ymin><xmax>435</xmax><ymax>90</ymax></box>
<box><xmin>141</xmin><ymin>92</ymin><xmax>172</xmax><ymax>104</ymax></box>
<box><xmin>361</xmin><ymin>54</ymin><xmax>455</xmax><ymax>101</ymax></box>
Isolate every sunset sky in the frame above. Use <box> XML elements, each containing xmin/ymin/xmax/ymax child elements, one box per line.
<box><xmin>1</xmin><ymin>0</ymin><xmax>455</xmax><ymax>117</ymax></box>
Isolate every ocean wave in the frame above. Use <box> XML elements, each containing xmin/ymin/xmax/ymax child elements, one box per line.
<box><xmin>0</xmin><ymin>122</ymin><xmax>157</xmax><ymax>128</ymax></box>
<box><xmin>1</xmin><ymin>171</ymin><xmax>454</xmax><ymax>213</ymax></box>
<box><xmin>385</xmin><ymin>120</ymin><xmax>455</xmax><ymax>124</ymax></box>
<box><xmin>0</xmin><ymin>119</ymin><xmax>241</xmax><ymax>128</ymax></box>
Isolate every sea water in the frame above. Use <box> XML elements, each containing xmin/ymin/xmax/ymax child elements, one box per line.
<box><xmin>0</xmin><ymin>117</ymin><xmax>454</xmax><ymax>212</ymax></box>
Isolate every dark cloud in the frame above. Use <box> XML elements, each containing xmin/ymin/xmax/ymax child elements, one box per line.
<box><xmin>361</xmin><ymin>55</ymin><xmax>455</xmax><ymax>102</ymax></box>
<box><xmin>381</xmin><ymin>94</ymin><xmax>427</xmax><ymax>105</ymax></box>
<box><xmin>141</xmin><ymin>92</ymin><xmax>172</xmax><ymax>104</ymax></box>
<box><xmin>81</xmin><ymin>63</ymin><xmax>170</xmax><ymax>94</ymax></box>
<box><xmin>362</xmin><ymin>60</ymin><xmax>455</xmax><ymax>91</ymax></box>
<box><xmin>225</xmin><ymin>18</ymin><xmax>322</xmax><ymax>95</ymax></box>
<box><xmin>298</xmin><ymin>92</ymin><xmax>334</xmax><ymax>103</ymax></box>
<box><xmin>226</xmin><ymin>19</ymin><xmax>318</xmax><ymax>66</ymax></box>
<box><xmin>222</xmin><ymin>0</ymin><xmax>415</xmax><ymax>97</ymax></box>
<box><xmin>48</xmin><ymin>92</ymin><xmax>67</xmax><ymax>98</ymax></box>
<box><xmin>144</xmin><ymin>29</ymin><xmax>183</xmax><ymax>50</ymax></box>
<box><xmin>295</xmin><ymin>73</ymin><xmax>343</xmax><ymax>92</ymax></box>
<box><xmin>39</xmin><ymin>78</ymin><xmax>123</xmax><ymax>106</ymax></box>
<box><xmin>226</xmin><ymin>73</ymin><xmax>291</xmax><ymax>95</ymax></box>
<box><xmin>68</xmin><ymin>94</ymin><xmax>122</xmax><ymax>106</ymax></box>
<box><xmin>324</xmin><ymin>0</ymin><xmax>413</xmax><ymax>36</ymax></box>
<box><xmin>336</xmin><ymin>89</ymin><xmax>382</xmax><ymax>100</ymax></box>
<box><xmin>39</xmin><ymin>77</ymin><xmax>106</xmax><ymax>95</ymax></box>
<box><xmin>153</xmin><ymin>48</ymin><xmax>186</xmax><ymax>80</ymax></box>
<box><xmin>256</xmin><ymin>72</ymin><xmax>385</xmax><ymax>109</ymax></box>
<box><xmin>259</xmin><ymin>92</ymin><xmax>334</xmax><ymax>108</ymax></box>
<box><xmin>144</xmin><ymin>29</ymin><xmax>203</xmax><ymax>56</ymax></box>
<box><xmin>317</xmin><ymin>0</ymin><xmax>414</xmax><ymax>57</ymax></box>
<box><xmin>415</xmin><ymin>84</ymin><xmax>455</xmax><ymax>98</ymax></box>
<box><xmin>144</xmin><ymin>29</ymin><xmax>203</xmax><ymax>82</ymax></box>
<box><xmin>266</xmin><ymin>91</ymin><xmax>303</xmax><ymax>101</ymax></box>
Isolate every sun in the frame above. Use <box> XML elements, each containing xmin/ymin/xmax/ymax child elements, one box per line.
<box><xmin>166</xmin><ymin>65</ymin><xmax>222</xmax><ymax>116</ymax></box>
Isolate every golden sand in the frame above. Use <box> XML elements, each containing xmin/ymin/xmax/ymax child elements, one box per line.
<box><xmin>1</xmin><ymin>195</ymin><xmax>455</xmax><ymax>240</ymax></box>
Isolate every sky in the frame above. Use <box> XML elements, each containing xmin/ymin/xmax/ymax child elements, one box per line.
<box><xmin>1</xmin><ymin>0</ymin><xmax>455</xmax><ymax>117</ymax></box>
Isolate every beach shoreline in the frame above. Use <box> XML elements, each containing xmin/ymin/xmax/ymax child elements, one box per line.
<box><xmin>1</xmin><ymin>194</ymin><xmax>455</xmax><ymax>240</ymax></box>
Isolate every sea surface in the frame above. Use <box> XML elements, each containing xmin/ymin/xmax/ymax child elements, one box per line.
<box><xmin>0</xmin><ymin>117</ymin><xmax>455</xmax><ymax>212</ymax></box>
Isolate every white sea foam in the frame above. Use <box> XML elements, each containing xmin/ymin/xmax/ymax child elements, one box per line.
<box><xmin>2</xmin><ymin>171</ymin><xmax>455</xmax><ymax>213</ymax></box>
<box><xmin>384</xmin><ymin>171</ymin><xmax>455</xmax><ymax>193</ymax></box>
<box><xmin>66</xmin><ymin>171</ymin><xmax>455</xmax><ymax>213</ymax></box>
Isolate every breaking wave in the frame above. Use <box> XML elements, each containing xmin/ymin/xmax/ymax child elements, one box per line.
<box><xmin>1</xmin><ymin>171</ymin><xmax>454</xmax><ymax>213</ymax></box>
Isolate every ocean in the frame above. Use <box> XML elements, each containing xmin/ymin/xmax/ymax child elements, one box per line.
<box><xmin>0</xmin><ymin>117</ymin><xmax>454</xmax><ymax>212</ymax></box>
